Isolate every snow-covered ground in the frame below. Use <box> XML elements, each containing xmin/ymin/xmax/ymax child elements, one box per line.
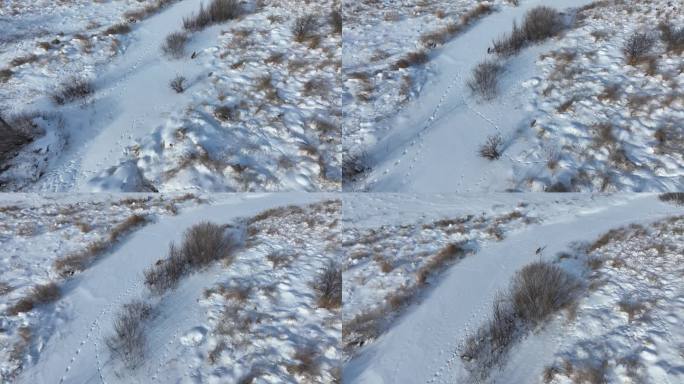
<box><xmin>353</xmin><ymin>0</ymin><xmax>683</xmax><ymax>192</ymax></box>
<box><xmin>343</xmin><ymin>193</ymin><xmax>684</xmax><ymax>383</ymax></box>
<box><xmin>1</xmin><ymin>0</ymin><xmax>341</xmax><ymax>192</ymax></box>
<box><xmin>342</xmin><ymin>0</ymin><xmax>506</xmax><ymax>152</ymax></box>
<box><xmin>1</xmin><ymin>193</ymin><xmax>342</xmax><ymax>383</ymax></box>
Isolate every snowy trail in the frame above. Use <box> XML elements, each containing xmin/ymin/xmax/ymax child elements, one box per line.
<box><xmin>30</xmin><ymin>0</ymin><xmax>213</xmax><ymax>192</ymax></box>
<box><xmin>364</xmin><ymin>0</ymin><xmax>593</xmax><ymax>193</ymax></box>
<box><xmin>17</xmin><ymin>193</ymin><xmax>326</xmax><ymax>384</ymax></box>
<box><xmin>344</xmin><ymin>195</ymin><xmax>684</xmax><ymax>384</ymax></box>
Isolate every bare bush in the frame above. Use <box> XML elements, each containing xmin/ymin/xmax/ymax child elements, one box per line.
<box><xmin>145</xmin><ymin>222</ymin><xmax>235</xmax><ymax>295</ymax></box>
<box><xmin>183</xmin><ymin>0</ymin><xmax>242</xmax><ymax>31</ymax></box>
<box><xmin>522</xmin><ymin>6</ymin><xmax>562</xmax><ymax>41</ymax></box>
<box><xmin>107</xmin><ymin>300</ymin><xmax>152</xmax><ymax>368</ymax></box>
<box><xmin>170</xmin><ymin>74</ymin><xmax>186</xmax><ymax>93</ymax></box>
<box><xmin>162</xmin><ymin>32</ymin><xmax>188</xmax><ymax>59</ymax></box>
<box><xmin>511</xmin><ymin>261</ymin><xmax>579</xmax><ymax>324</ymax></box>
<box><xmin>462</xmin><ymin>261</ymin><xmax>580</xmax><ymax>381</ymax></box>
<box><xmin>7</xmin><ymin>282</ymin><xmax>60</xmax><ymax>316</ymax></box>
<box><xmin>479</xmin><ymin>134</ymin><xmax>503</xmax><ymax>160</ymax></box>
<box><xmin>0</xmin><ymin>68</ymin><xmax>12</xmax><ymax>82</ymax></box>
<box><xmin>330</xmin><ymin>9</ymin><xmax>342</xmax><ymax>34</ymax></box>
<box><xmin>181</xmin><ymin>221</ymin><xmax>233</xmax><ymax>266</ymax></box>
<box><xmin>467</xmin><ymin>60</ymin><xmax>502</xmax><ymax>100</ymax></box>
<box><xmin>313</xmin><ymin>261</ymin><xmax>342</xmax><ymax>309</ymax></box>
<box><xmin>393</xmin><ymin>50</ymin><xmax>429</xmax><ymax>69</ymax></box>
<box><xmin>623</xmin><ymin>31</ymin><xmax>655</xmax><ymax>65</ymax></box>
<box><xmin>144</xmin><ymin>243</ymin><xmax>186</xmax><ymax>295</ymax></box>
<box><xmin>293</xmin><ymin>14</ymin><xmax>318</xmax><ymax>42</ymax></box>
<box><xmin>491</xmin><ymin>6</ymin><xmax>562</xmax><ymax>56</ymax></box>
<box><xmin>342</xmin><ymin>150</ymin><xmax>370</xmax><ymax>185</ymax></box>
<box><xmin>104</xmin><ymin>22</ymin><xmax>132</xmax><ymax>35</ymax></box>
<box><xmin>52</xmin><ymin>77</ymin><xmax>94</xmax><ymax>105</ymax></box>
<box><xmin>214</xmin><ymin>105</ymin><xmax>239</xmax><ymax>121</ymax></box>
<box><xmin>659</xmin><ymin>192</ymin><xmax>684</xmax><ymax>206</ymax></box>
<box><xmin>492</xmin><ymin>21</ymin><xmax>526</xmax><ymax>56</ymax></box>
<box><xmin>659</xmin><ymin>22</ymin><xmax>684</xmax><ymax>54</ymax></box>
<box><xmin>0</xmin><ymin>113</ymin><xmax>44</xmax><ymax>165</ymax></box>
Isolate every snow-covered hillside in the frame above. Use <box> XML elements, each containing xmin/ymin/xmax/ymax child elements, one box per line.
<box><xmin>351</xmin><ymin>0</ymin><xmax>683</xmax><ymax>192</ymax></box>
<box><xmin>343</xmin><ymin>193</ymin><xmax>684</xmax><ymax>384</ymax></box>
<box><xmin>1</xmin><ymin>193</ymin><xmax>342</xmax><ymax>383</ymax></box>
<box><xmin>1</xmin><ymin>0</ymin><xmax>341</xmax><ymax>193</ymax></box>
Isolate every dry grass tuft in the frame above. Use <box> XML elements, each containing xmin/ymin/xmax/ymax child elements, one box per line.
<box><xmin>52</xmin><ymin>77</ymin><xmax>94</xmax><ymax>105</ymax></box>
<box><xmin>313</xmin><ymin>261</ymin><xmax>342</xmax><ymax>309</ymax></box>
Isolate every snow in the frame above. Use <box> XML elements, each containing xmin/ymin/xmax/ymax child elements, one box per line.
<box><xmin>354</xmin><ymin>0</ymin><xmax>683</xmax><ymax>192</ymax></box>
<box><xmin>2</xmin><ymin>0</ymin><xmax>341</xmax><ymax>192</ymax></box>
<box><xmin>0</xmin><ymin>193</ymin><xmax>340</xmax><ymax>383</ymax></box>
<box><xmin>343</xmin><ymin>193</ymin><xmax>684</xmax><ymax>383</ymax></box>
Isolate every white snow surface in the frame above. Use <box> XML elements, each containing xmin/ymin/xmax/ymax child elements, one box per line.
<box><xmin>343</xmin><ymin>193</ymin><xmax>684</xmax><ymax>383</ymax></box>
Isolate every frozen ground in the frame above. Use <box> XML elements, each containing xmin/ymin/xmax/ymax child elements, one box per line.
<box><xmin>0</xmin><ymin>193</ymin><xmax>341</xmax><ymax>383</ymax></box>
<box><xmin>354</xmin><ymin>0</ymin><xmax>683</xmax><ymax>192</ymax></box>
<box><xmin>1</xmin><ymin>0</ymin><xmax>341</xmax><ymax>192</ymax></box>
<box><xmin>343</xmin><ymin>193</ymin><xmax>684</xmax><ymax>383</ymax></box>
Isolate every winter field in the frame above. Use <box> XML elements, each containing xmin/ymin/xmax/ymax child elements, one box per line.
<box><xmin>1</xmin><ymin>0</ymin><xmax>341</xmax><ymax>193</ymax></box>
<box><xmin>0</xmin><ymin>193</ymin><xmax>342</xmax><ymax>383</ymax></box>
<box><xmin>344</xmin><ymin>0</ymin><xmax>683</xmax><ymax>193</ymax></box>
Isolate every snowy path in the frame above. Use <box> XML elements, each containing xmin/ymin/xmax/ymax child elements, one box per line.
<box><xmin>364</xmin><ymin>0</ymin><xmax>593</xmax><ymax>193</ymax></box>
<box><xmin>344</xmin><ymin>195</ymin><xmax>684</xmax><ymax>383</ymax></box>
<box><xmin>17</xmin><ymin>193</ymin><xmax>325</xmax><ymax>384</ymax></box>
<box><xmin>30</xmin><ymin>0</ymin><xmax>215</xmax><ymax>192</ymax></box>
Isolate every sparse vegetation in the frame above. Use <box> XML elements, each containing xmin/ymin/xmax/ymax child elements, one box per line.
<box><xmin>467</xmin><ymin>60</ymin><xmax>502</xmax><ymax>100</ymax></box>
<box><xmin>183</xmin><ymin>0</ymin><xmax>242</xmax><ymax>31</ymax></box>
<box><xmin>170</xmin><ymin>74</ymin><xmax>186</xmax><ymax>93</ymax></box>
<box><xmin>313</xmin><ymin>261</ymin><xmax>342</xmax><ymax>309</ymax></box>
<box><xmin>7</xmin><ymin>282</ymin><xmax>60</xmax><ymax>316</ymax></box>
<box><xmin>491</xmin><ymin>6</ymin><xmax>563</xmax><ymax>56</ymax></box>
<box><xmin>51</xmin><ymin>77</ymin><xmax>94</xmax><ymax>105</ymax></box>
<box><xmin>623</xmin><ymin>31</ymin><xmax>655</xmax><ymax>65</ymax></box>
<box><xmin>393</xmin><ymin>50</ymin><xmax>429</xmax><ymax>69</ymax></box>
<box><xmin>107</xmin><ymin>300</ymin><xmax>153</xmax><ymax>368</ymax></box>
<box><xmin>104</xmin><ymin>22</ymin><xmax>132</xmax><ymax>35</ymax></box>
<box><xmin>479</xmin><ymin>134</ymin><xmax>504</xmax><ymax>160</ymax></box>
<box><xmin>462</xmin><ymin>261</ymin><xmax>580</xmax><ymax>381</ymax></box>
<box><xmin>292</xmin><ymin>14</ymin><xmax>319</xmax><ymax>43</ymax></box>
<box><xmin>162</xmin><ymin>31</ymin><xmax>188</xmax><ymax>59</ymax></box>
<box><xmin>0</xmin><ymin>113</ymin><xmax>44</xmax><ymax>166</ymax></box>
<box><xmin>145</xmin><ymin>222</ymin><xmax>236</xmax><ymax>294</ymax></box>
<box><xmin>658</xmin><ymin>22</ymin><xmax>684</xmax><ymax>54</ymax></box>
<box><xmin>342</xmin><ymin>150</ymin><xmax>371</xmax><ymax>185</ymax></box>
<box><xmin>659</xmin><ymin>193</ymin><xmax>684</xmax><ymax>206</ymax></box>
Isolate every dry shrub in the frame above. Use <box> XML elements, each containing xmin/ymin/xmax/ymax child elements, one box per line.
<box><xmin>468</xmin><ymin>60</ymin><xmax>502</xmax><ymax>100</ymax></box>
<box><xmin>313</xmin><ymin>261</ymin><xmax>342</xmax><ymax>309</ymax></box>
<box><xmin>145</xmin><ymin>222</ymin><xmax>235</xmax><ymax>294</ymax></box>
<box><xmin>52</xmin><ymin>77</ymin><xmax>94</xmax><ymax>105</ymax></box>
<box><xmin>462</xmin><ymin>261</ymin><xmax>580</xmax><ymax>381</ymax></box>
<box><xmin>7</xmin><ymin>282</ymin><xmax>60</xmax><ymax>316</ymax></box>
<box><xmin>492</xmin><ymin>6</ymin><xmax>562</xmax><ymax>56</ymax></box>
<box><xmin>659</xmin><ymin>192</ymin><xmax>684</xmax><ymax>206</ymax></box>
<box><xmin>292</xmin><ymin>14</ymin><xmax>318</xmax><ymax>42</ymax></box>
<box><xmin>104</xmin><ymin>23</ymin><xmax>132</xmax><ymax>35</ymax></box>
<box><xmin>511</xmin><ymin>262</ymin><xmax>579</xmax><ymax>324</ymax></box>
<box><xmin>10</xmin><ymin>54</ymin><xmax>39</xmax><ymax>68</ymax></box>
<box><xmin>623</xmin><ymin>31</ymin><xmax>655</xmax><ymax>65</ymax></box>
<box><xmin>107</xmin><ymin>300</ymin><xmax>152</xmax><ymax>368</ymax></box>
<box><xmin>0</xmin><ymin>68</ymin><xmax>13</xmax><ymax>82</ymax></box>
<box><xmin>162</xmin><ymin>31</ymin><xmax>188</xmax><ymax>59</ymax></box>
<box><xmin>0</xmin><ymin>281</ymin><xmax>12</xmax><ymax>295</ymax></box>
<box><xmin>394</xmin><ymin>51</ymin><xmax>429</xmax><ymax>69</ymax></box>
<box><xmin>214</xmin><ymin>105</ymin><xmax>239</xmax><ymax>121</ymax></box>
<box><xmin>417</xmin><ymin>243</ymin><xmax>466</xmax><ymax>285</ymax></box>
<box><xmin>170</xmin><ymin>74</ymin><xmax>186</xmax><ymax>93</ymax></box>
<box><xmin>54</xmin><ymin>215</ymin><xmax>148</xmax><ymax>277</ymax></box>
<box><xmin>330</xmin><ymin>9</ymin><xmax>342</xmax><ymax>34</ymax></box>
<box><xmin>183</xmin><ymin>0</ymin><xmax>242</xmax><ymax>31</ymax></box>
<box><xmin>287</xmin><ymin>346</ymin><xmax>320</xmax><ymax>378</ymax></box>
<box><xmin>0</xmin><ymin>113</ymin><xmax>44</xmax><ymax>165</ymax></box>
<box><xmin>522</xmin><ymin>6</ymin><xmax>562</xmax><ymax>41</ymax></box>
<box><xmin>659</xmin><ymin>22</ymin><xmax>684</xmax><ymax>54</ymax></box>
<box><xmin>342</xmin><ymin>150</ymin><xmax>370</xmax><ymax>185</ymax></box>
<box><xmin>479</xmin><ymin>134</ymin><xmax>504</xmax><ymax>160</ymax></box>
